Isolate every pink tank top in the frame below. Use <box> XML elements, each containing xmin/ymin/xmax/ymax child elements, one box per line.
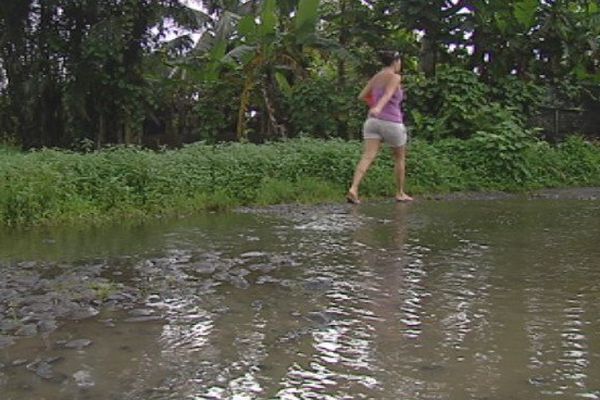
<box><xmin>371</xmin><ymin>87</ymin><xmax>404</xmax><ymax>123</ymax></box>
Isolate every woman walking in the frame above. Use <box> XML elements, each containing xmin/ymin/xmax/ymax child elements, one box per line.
<box><xmin>346</xmin><ymin>51</ymin><xmax>413</xmax><ymax>204</ymax></box>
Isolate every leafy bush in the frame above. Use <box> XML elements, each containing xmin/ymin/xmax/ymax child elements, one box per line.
<box><xmin>284</xmin><ymin>77</ymin><xmax>365</xmax><ymax>139</ymax></box>
<box><xmin>404</xmin><ymin>66</ymin><xmax>548</xmax><ymax>142</ymax></box>
<box><xmin>0</xmin><ymin>143</ymin><xmax>20</xmax><ymax>155</ymax></box>
<box><xmin>490</xmin><ymin>76</ymin><xmax>546</xmax><ymax>116</ymax></box>
<box><xmin>192</xmin><ymin>80</ymin><xmax>240</xmax><ymax>142</ymax></box>
<box><xmin>405</xmin><ymin>66</ymin><xmax>491</xmax><ymax>140</ymax></box>
<box><xmin>557</xmin><ymin>136</ymin><xmax>600</xmax><ymax>184</ymax></box>
<box><xmin>407</xmin><ymin>139</ymin><xmax>467</xmax><ymax>192</ymax></box>
<box><xmin>1</xmin><ymin>136</ymin><xmax>599</xmax><ymax>227</ymax></box>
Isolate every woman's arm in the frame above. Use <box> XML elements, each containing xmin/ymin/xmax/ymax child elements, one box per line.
<box><xmin>370</xmin><ymin>74</ymin><xmax>401</xmax><ymax>116</ymax></box>
<box><xmin>358</xmin><ymin>79</ymin><xmax>373</xmax><ymax>101</ymax></box>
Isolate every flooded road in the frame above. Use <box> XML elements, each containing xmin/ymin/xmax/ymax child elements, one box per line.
<box><xmin>1</xmin><ymin>195</ymin><xmax>600</xmax><ymax>399</ymax></box>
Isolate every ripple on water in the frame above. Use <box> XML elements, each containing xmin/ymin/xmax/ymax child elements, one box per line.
<box><xmin>2</xmin><ymin>199</ymin><xmax>600</xmax><ymax>400</ymax></box>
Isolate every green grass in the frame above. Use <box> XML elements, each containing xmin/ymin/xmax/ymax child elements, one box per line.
<box><xmin>1</xmin><ymin>136</ymin><xmax>599</xmax><ymax>227</ymax></box>
<box><xmin>0</xmin><ymin>142</ymin><xmax>20</xmax><ymax>155</ymax></box>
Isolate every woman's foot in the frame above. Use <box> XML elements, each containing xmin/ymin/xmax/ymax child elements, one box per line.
<box><xmin>395</xmin><ymin>193</ymin><xmax>413</xmax><ymax>202</ymax></box>
<box><xmin>346</xmin><ymin>191</ymin><xmax>361</xmax><ymax>204</ymax></box>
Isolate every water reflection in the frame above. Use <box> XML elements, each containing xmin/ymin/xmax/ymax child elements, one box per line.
<box><xmin>1</xmin><ymin>200</ymin><xmax>600</xmax><ymax>399</ymax></box>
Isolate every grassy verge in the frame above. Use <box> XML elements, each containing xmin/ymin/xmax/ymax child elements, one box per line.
<box><xmin>1</xmin><ymin>136</ymin><xmax>599</xmax><ymax>227</ymax></box>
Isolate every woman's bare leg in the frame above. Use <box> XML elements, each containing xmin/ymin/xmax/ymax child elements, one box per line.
<box><xmin>348</xmin><ymin>139</ymin><xmax>381</xmax><ymax>202</ymax></box>
<box><xmin>392</xmin><ymin>145</ymin><xmax>413</xmax><ymax>201</ymax></box>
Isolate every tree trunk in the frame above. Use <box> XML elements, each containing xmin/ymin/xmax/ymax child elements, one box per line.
<box><xmin>262</xmin><ymin>85</ymin><xmax>286</xmax><ymax>139</ymax></box>
<box><xmin>97</xmin><ymin>114</ymin><xmax>105</xmax><ymax>149</ymax></box>
<box><xmin>337</xmin><ymin>0</ymin><xmax>348</xmax><ymax>86</ymax></box>
<box><xmin>336</xmin><ymin>0</ymin><xmax>350</xmax><ymax>139</ymax></box>
<box><xmin>1</xmin><ymin>1</ymin><xmax>33</xmax><ymax>148</ymax></box>
<box><xmin>420</xmin><ymin>28</ymin><xmax>437</xmax><ymax>77</ymax></box>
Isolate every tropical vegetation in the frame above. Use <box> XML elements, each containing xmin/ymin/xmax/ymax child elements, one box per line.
<box><xmin>1</xmin><ymin>135</ymin><xmax>599</xmax><ymax>226</ymax></box>
<box><xmin>1</xmin><ymin>0</ymin><xmax>598</xmax><ymax>147</ymax></box>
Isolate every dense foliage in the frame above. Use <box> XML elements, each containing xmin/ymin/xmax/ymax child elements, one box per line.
<box><xmin>2</xmin><ymin>135</ymin><xmax>599</xmax><ymax>226</ymax></box>
<box><xmin>1</xmin><ymin>0</ymin><xmax>599</xmax><ymax>147</ymax></box>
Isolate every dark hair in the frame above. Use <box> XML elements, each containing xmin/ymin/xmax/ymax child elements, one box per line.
<box><xmin>379</xmin><ymin>50</ymin><xmax>401</xmax><ymax>66</ymax></box>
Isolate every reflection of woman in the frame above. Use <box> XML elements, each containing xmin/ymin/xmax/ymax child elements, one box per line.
<box><xmin>347</xmin><ymin>51</ymin><xmax>413</xmax><ymax>204</ymax></box>
<box><xmin>351</xmin><ymin>202</ymin><xmax>414</xmax><ymax>362</ymax></box>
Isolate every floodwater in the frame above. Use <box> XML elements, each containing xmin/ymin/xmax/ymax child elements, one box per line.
<box><xmin>1</xmin><ymin>196</ymin><xmax>600</xmax><ymax>400</ymax></box>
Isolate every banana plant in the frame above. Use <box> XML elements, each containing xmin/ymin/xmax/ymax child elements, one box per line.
<box><xmin>224</xmin><ymin>0</ymin><xmax>344</xmax><ymax>139</ymax></box>
<box><xmin>161</xmin><ymin>0</ymin><xmax>347</xmax><ymax>140</ymax></box>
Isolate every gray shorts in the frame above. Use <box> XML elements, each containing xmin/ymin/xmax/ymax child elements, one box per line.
<box><xmin>362</xmin><ymin>118</ymin><xmax>407</xmax><ymax>147</ymax></box>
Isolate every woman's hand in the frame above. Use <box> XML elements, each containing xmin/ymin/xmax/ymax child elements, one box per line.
<box><xmin>369</xmin><ymin>105</ymin><xmax>383</xmax><ymax>117</ymax></box>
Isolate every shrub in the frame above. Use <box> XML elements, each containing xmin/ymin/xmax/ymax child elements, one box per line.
<box><xmin>405</xmin><ymin>66</ymin><xmax>491</xmax><ymax>140</ymax></box>
<box><xmin>404</xmin><ymin>66</ymin><xmax>548</xmax><ymax>143</ymax></box>
<box><xmin>1</xmin><ymin>136</ymin><xmax>599</xmax><ymax>227</ymax></box>
<box><xmin>284</xmin><ymin>78</ymin><xmax>365</xmax><ymax>139</ymax></box>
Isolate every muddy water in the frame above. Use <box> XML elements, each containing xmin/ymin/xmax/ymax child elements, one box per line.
<box><xmin>1</xmin><ymin>197</ymin><xmax>600</xmax><ymax>400</ymax></box>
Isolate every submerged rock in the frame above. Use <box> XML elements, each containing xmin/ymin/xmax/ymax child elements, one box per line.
<box><xmin>249</xmin><ymin>263</ymin><xmax>278</xmax><ymax>273</ymax></box>
<box><xmin>30</xmin><ymin>362</ymin><xmax>54</xmax><ymax>380</ymax></box>
<box><xmin>256</xmin><ymin>275</ymin><xmax>280</xmax><ymax>285</ymax></box>
<box><xmin>240</xmin><ymin>251</ymin><xmax>266</xmax><ymax>258</ymax></box>
<box><xmin>37</xmin><ymin>318</ymin><xmax>58</xmax><ymax>334</ymax></box>
<box><xmin>66</xmin><ymin>305</ymin><xmax>99</xmax><ymax>320</ymax></box>
<box><xmin>44</xmin><ymin>356</ymin><xmax>63</xmax><ymax>365</ymax></box>
<box><xmin>124</xmin><ymin>316</ymin><xmax>162</xmax><ymax>323</ymax></box>
<box><xmin>229</xmin><ymin>275</ymin><xmax>250</xmax><ymax>290</ymax></box>
<box><xmin>230</xmin><ymin>268</ymin><xmax>250</xmax><ymax>277</ymax></box>
<box><xmin>64</xmin><ymin>339</ymin><xmax>93</xmax><ymax>350</ymax></box>
<box><xmin>306</xmin><ymin>311</ymin><xmax>338</xmax><ymax>325</ymax></box>
<box><xmin>26</xmin><ymin>359</ymin><xmax>66</xmax><ymax>383</ymax></box>
<box><xmin>15</xmin><ymin>323</ymin><xmax>37</xmax><ymax>337</ymax></box>
<box><xmin>303</xmin><ymin>277</ymin><xmax>333</xmax><ymax>292</ymax></box>
<box><xmin>0</xmin><ymin>336</ymin><xmax>15</xmax><ymax>349</ymax></box>
<box><xmin>420</xmin><ymin>364</ymin><xmax>445</xmax><ymax>372</ymax></box>
<box><xmin>191</xmin><ymin>263</ymin><xmax>217</xmax><ymax>275</ymax></box>
<box><xmin>128</xmin><ymin>308</ymin><xmax>156</xmax><ymax>317</ymax></box>
<box><xmin>73</xmin><ymin>369</ymin><xmax>95</xmax><ymax>388</ymax></box>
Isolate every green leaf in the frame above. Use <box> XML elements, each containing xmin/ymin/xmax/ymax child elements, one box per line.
<box><xmin>513</xmin><ymin>0</ymin><xmax>538</xmax><ymax>28</ymax></box>
<box><xmin>170</xmin><ymin>7</ymin><xmax>210</xmax><ymax>29</ymax></box>
<box><xmin>225</xmin><ymin>45</ymin><xmax>258</xmax><ymax>64</ymax></box>
<box><xmin>215</xmin><ymin>11</ymin><xmax>240</xmax><ymax>42</ymax></box>
<box><xmin>260</xmin><ymin>0</ymin><xmax>278</xmax><ymax>37</ymax></box>
<box><xmin>275</xmin><ymin>72</ymin><xmax>292</xmax><ymax>96</ymax></box>
<box><xmin>494</xmin><ymin>14</ymin><xmax>508</xmax><ymax>33</ymax></box>
<box><xmin>161</xmin><ymin>35</ymin><xmax>194</xmax><ymax>53</ymax></box>
<box><xmin>192</xmin><ymin>31</ymin><xmax>215</xmax><ymax>55</ymax></box>
<box><xmin>238</xmin><ymin>15</ymin><xmax>257</xmax><ymax>40</ymax></box>
<box><xmin>301</xmin><ymin>34</ymin><xmax>352</xmax><ymax>60</ymax></box>
<box><xmin>210</xmin><ymin>40</ymin><xmax>227</xmax><ymax>60</ymax></box>
<box><xmin>295</xmin><ymin>0</ymin><xmax>320</xmax><ymax>38</ymax></box>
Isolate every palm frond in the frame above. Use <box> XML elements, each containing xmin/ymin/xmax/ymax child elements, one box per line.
<box><xmin>169</xmin><ymin>6</ymin><xmax>211</xmax><ymax>30</ymax></box>
<box><xmin>225</xmin><ymin>45</ymin><xmax>258</xmax><ymax>63</ymax></box>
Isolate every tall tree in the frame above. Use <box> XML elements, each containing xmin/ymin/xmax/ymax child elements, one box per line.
<box><xmin>385</xmin><ymin>0</ymin><xmax>469</xmax><ymax>76</ymax></box>
<box><xmin>0</xmin><ymin>0</ymin><xmax>186</xmax><ymax>148</ymax></box>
